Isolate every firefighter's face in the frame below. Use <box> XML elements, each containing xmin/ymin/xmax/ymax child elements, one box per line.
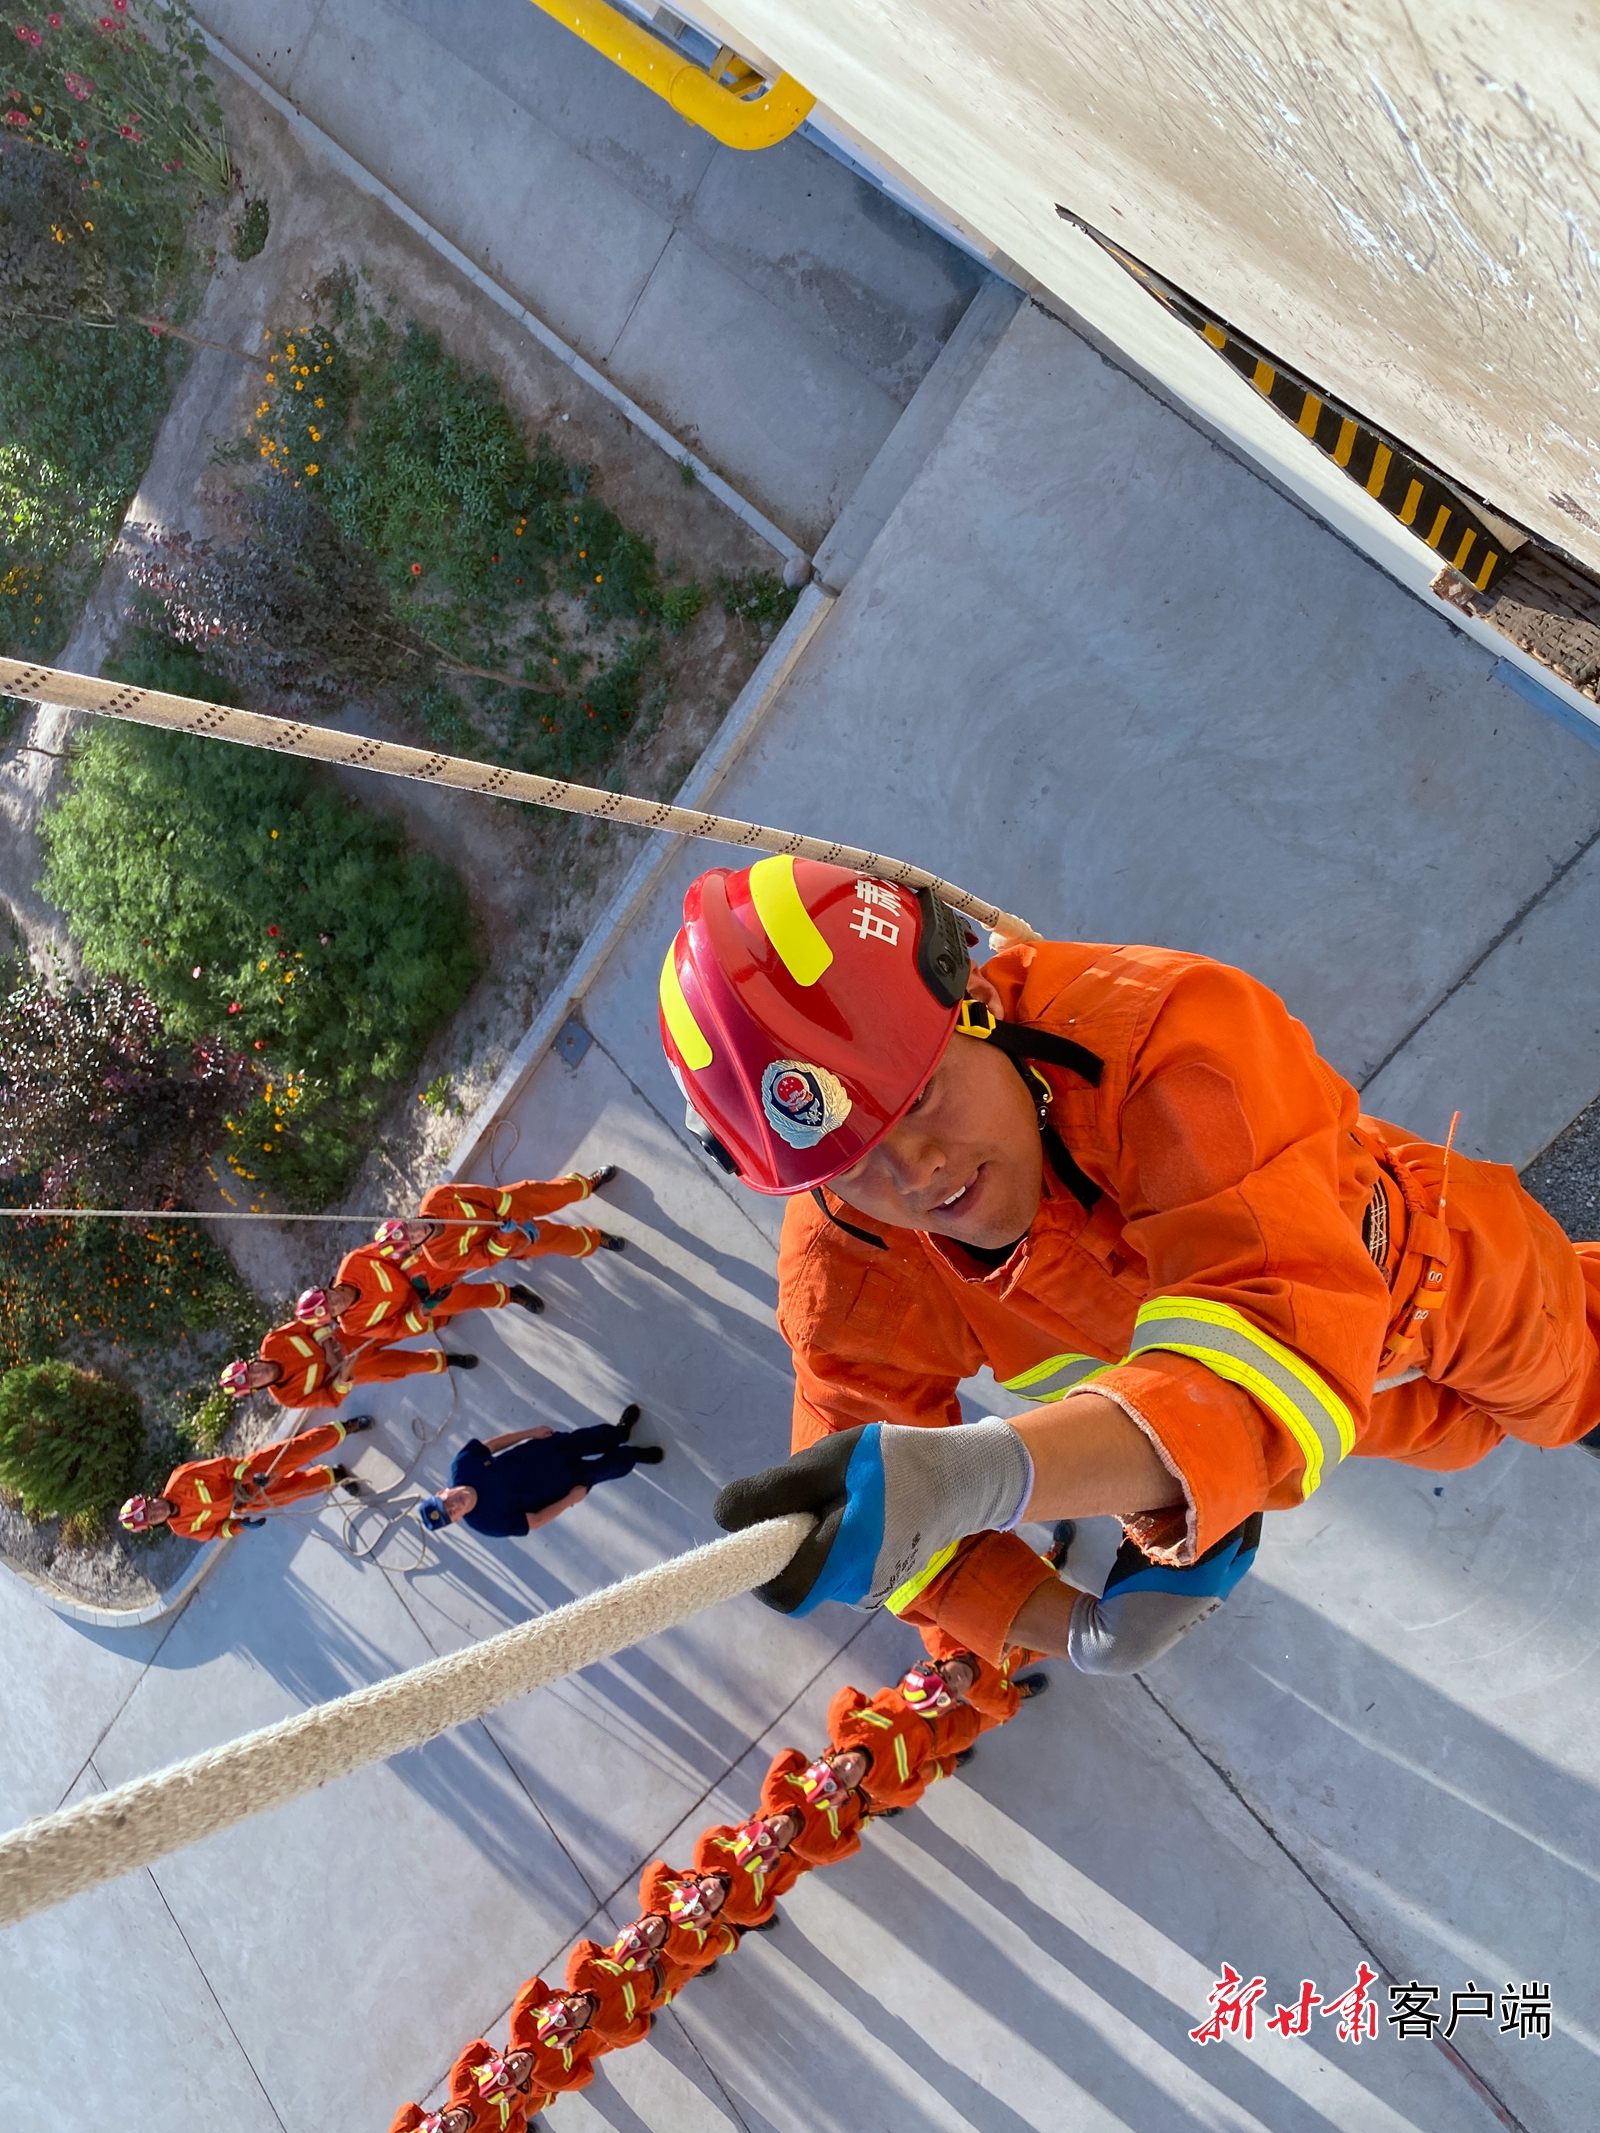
<box><xmin>830</xmin><ymin>970</ymin><xmax>1043</xmax><ymax>1248</ymax></box>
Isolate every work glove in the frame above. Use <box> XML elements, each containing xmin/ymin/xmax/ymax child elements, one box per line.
<box><xmin>713</xmin><ymin>1420</ymin><xmax>1033</xmax><ymax>1616</ymax></box>
<box><xmin>1067</xmin><ymin>1513</ymin><xmax>1262</xmax><ymax>1675</ymax></box>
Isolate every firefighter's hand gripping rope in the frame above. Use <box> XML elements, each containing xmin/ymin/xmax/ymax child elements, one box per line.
<box><xmin>0</xmin><ymin>1514</ymin><xmax>810</xmax><ymax>1930</ymax></box>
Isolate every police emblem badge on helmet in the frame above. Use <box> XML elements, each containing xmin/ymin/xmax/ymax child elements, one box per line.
<box><xmin>761</xmin><ymin>1059</ymin><xmax>852</xmax><ymax>1149</ymax></box>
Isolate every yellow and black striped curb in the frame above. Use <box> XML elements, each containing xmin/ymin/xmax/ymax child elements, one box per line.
<box><xmin>1058</xmin><ymin>208</ymin><xmax>1512</xmax><ymax>594</ymax></box>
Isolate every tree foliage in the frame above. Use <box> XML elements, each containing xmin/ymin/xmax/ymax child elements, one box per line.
<box><xmin>0</xmin><ymin>971</ymin><xmax>257</xmax><ymax>1207</ymax></box>
<box><xmin>0</xmin><ymin>1359</ymin><xmax>144</xmax><ymax>1522</ymax></box>
<box><xmin>40</xmin><ymin>719</ymin><xmax>479</xmax><ymax>1092</ymax></box>
<box><xmin>125</xmin><ymin>480</ymin><xmax>441</xmax><ymax>707</ymax></box>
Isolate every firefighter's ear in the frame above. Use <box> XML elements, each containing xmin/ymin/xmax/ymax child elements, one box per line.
<box><xmin>966</xmin><ymin>965</ymin><xmax>1006</xmax><ymax>1013</ymax></box>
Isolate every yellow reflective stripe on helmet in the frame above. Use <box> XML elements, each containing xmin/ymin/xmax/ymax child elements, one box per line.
<box><xmin>660</xmin><ymin>945</ymin><xmax>713</xmax><ymax>1069</ymax></box>
<box><xmin>748</xmin><ymin>853</ymin><xmax>833</xmax><ymax>987</ymax></box>
<box><xmin>1000</xmin><ymin>1352</ymin><xmax>1108</xmax><ymax>1401</ymax></box>
<box><xmin>1127</xmin><ymin>1295</ymin><xmax>1355</xmax><ymax>1498</ymax></box>
<box><xmin>884</xmin><ymin>1538</ymin><xmax>961</xmax><ymax>1617</ymax></box>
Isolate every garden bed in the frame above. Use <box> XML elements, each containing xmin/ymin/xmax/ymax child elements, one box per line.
<box><xmin>99</xmin><ymin>68</ymin><xmax>794</xmax><ymax>1284</ymax></box>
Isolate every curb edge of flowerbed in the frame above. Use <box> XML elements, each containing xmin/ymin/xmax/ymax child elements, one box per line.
<box><xmin>2</xmin><ymin>1528</ymin><xmax>230</xmax><ymax>1631</ymax></box>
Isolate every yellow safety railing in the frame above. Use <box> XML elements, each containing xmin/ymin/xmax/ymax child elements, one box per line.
<box><xmin>527</xmin><ymin>0</ymin><xmax>814</xmax><ymax>149</ymax></box>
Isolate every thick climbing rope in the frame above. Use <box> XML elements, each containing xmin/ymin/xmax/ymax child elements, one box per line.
<box><xmin>0</xmin><ymin>1513</ymin><xmax>809</xmax><ymax>1929</ymax></box>
<box><xmin>0</xmin><ymin>658</ymin><xmax>1043</xmax><ymax>943</ymax></box>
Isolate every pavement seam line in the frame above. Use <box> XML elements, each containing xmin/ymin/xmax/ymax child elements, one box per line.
<box><xmin>96</xmin><ymin>1757</ymin><xmax>294</xmax><ymax>2133</ymax></box>
<box><xmin>51</xmin><ymin>1609</ymin><xmax>186</xmax><ymax>1814</ymax></box>
<box><xmin>1129</xmin><ymin>1678</ymin><xmax>1531</xmax><ymax>2133</ymax></box>
<box><xmin>1358</xmin><ymin>815</ymin><xmax>1600</xmax><ymax>1102</ymax></box>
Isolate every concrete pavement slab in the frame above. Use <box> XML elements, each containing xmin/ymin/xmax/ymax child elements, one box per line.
<box><xmin>0</xmin><ymin>1564</ymin><xmax>172</xmax><ymax>1826</ymax></box>
<box><xmin>0</xmin><ymin>1764</ymin><xmax>286</xmax><ymax>2130</ymax></box>
<box><xmin>679</xmin><ymin>132</ymin><xmax>983</xmax><ymax>403</ymax></box>
<box><xmin>196</xmin><ymin>0</ymin><xmax>990</xmax><ymax>545</ymax></box>
<box><xmin>272</xmin><ymin>0</ymin><xmax>679</xmax><ymax>360</ymax></box>
<box><xmin>606</xmin><ymin>231</ymin><xmax>908</xmax><ymax>541</ymax></box>
<box><xmin>1143</xmin><ymin>1443</ymin><xmax>1600</xmax><ymax>2133</ymax></box>
<box><xmin>89</xmin><ymin>1514</ymin><xmax>602</xmax><ymax>2129</ymax></box>
<box><xmin>389</xmin><ymin>0</ymin><xmax>721</xmax><ymax>220</ymax></box>
<box><xmin>1360</xmin><ymin>838</ymin><xmax>1600</xmax><ymax>1164</ymax></box>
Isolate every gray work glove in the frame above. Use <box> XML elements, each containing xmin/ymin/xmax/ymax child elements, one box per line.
<box><xmin>713</xmin><ymin>1419</ymin><xmax>1034</xmax><ymax>1614</ymax></box>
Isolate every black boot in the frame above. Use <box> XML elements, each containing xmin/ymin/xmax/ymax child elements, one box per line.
<box><xmin>1014</xmin><ymin>1672</ymin><xmax>1050</xmax><ymax>1700</ymax></box>
<box><xmin>344</xmin><ymin>1414</ymin><xmax>377</xmax><ymax>1433</ymax></box>
<box><xmin>634</xmin><ymin>1445</ymin><xmax>665</xmax><ymax>1465</ymax></box>
<box><xmin>444</xmin><ymin>1352</ymin><xmax>479</xmax><ymax>1370</ymax></box>
<box><xmin>599</xmin><ymin>1231</ymin><xmax>627</xmax><ymax>1252</ymax></box>
<box><xmin>587</xmin><ymin>1164</ymin><xmax>619</xmax><ymax>1190</ymax></box>
<box><xmin>1578</xmin><ymin>1423</ymin><xmax>1600</xmax><ymax>1458</ymax></box>
<box><xmin>617</xmin><ymin>1403</ymin><xmax>642</xmax><ymax>1438</ymax></box>
<box><xmin>508</xmin><ymin>1284</ymin><xmax>545</xmax><ymax>1315</ymax></box>
<box><xmin>1046</xmin><ymin>1519</ymin><xmax>1076</xmax><ymax>1571</ymax></box>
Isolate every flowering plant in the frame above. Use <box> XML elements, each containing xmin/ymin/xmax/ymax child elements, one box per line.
<box><xmin>1</xmin><ymin>0</ymin><xmax>228</xmax><ymax>214</ymax></box>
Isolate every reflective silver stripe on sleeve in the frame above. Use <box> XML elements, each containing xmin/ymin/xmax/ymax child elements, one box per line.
<box><xmin>999</xmin><ymin>1351</ymin><xmax>1110</xmax><ymax>1402</ymax></box>
<box><xmin>1126</xmin><ymin>1295</ymin><xmax>1355</xmax><ymax>1499</ymax></box>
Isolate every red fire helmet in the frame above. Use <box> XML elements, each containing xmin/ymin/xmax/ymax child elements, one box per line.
<box><xmin>658</xmin><ymin>857</ymin><xmax>972</xmax><ymax>1193</ymax></box>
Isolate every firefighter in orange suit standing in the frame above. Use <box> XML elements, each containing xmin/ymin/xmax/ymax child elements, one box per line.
<box><xmin>653</xmin><ymin>857</ymin><xmax>1600</xmax><ymax>1677</ymax></box>
<box><xmin>117</xmin><ymin>1417</ymin><xmax>372</xmax><ymax>1540</ymax></box>
<box><xmin>295</xmin><ymin>1239</ymin><xmax>541</xmax><ymax>1350</ymax></box>
<box><xmin>377</xmin><ymin>1165</ymin><xmax>626</xmax><ymax>1286</ymax></box>
<box><xmin>218</xmin><ymin>1324</ymin><xmax>464</xmax><ymax>1413</ymax></box>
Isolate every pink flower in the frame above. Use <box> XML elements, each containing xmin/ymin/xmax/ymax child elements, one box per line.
<box><xmin>48</xmin><ymin>11</ymin><xmax>62</xmax><ymax>24</ymax></box>
<box><xmin>267</xmin><ymin>925</ymin><xmax>279</xmax><ymax>937</ymax></box>
<box><xmin>228</xmin><ymin>1002</ymin><xmax>241</xmax><ymax>1014</ymax></box>
<box><xmin>113</xmin><ymin>0</ymin><xmax>127</xmax><ymax>10</ymax></box>
<box><xmin>192</xmin><ymin>966</ymin><xmax>203</xmax><ymax>979</ymax></box>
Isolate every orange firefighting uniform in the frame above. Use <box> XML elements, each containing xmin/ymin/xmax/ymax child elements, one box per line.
<box><xmin>563</xmin><ymin>1937</ymin><xmax>660</xmax><ymax>2048</ymax></box>
<box><xmin>637</xmin><ymin>1860</ymin><xmax>740</xmax><ymax>1994</ymax></box>
<box><xmin>412</xmin><ymin>1176</ymin><xmax>606</xmax><ymax>1279</ymax></box>
<box><xmin>780</xmin><ymin>940</ymin><xmax>1600</xmax><ymax>1661</ymax></box>
<box><xmin>158</xmin><ymin>1422</ymin><xmax>350</xmax><ymax>1540</ymax></box>
<box><xmin>446</xmin><ymin>2041</ymin><xmax>530</xmax><ymax>2133</ymax></box>
<box><xmin>909</xmin><ymin>1640</ymin><xmax>1040</xmax><ymax>1727</ymax></box>
<box><xmin>331</xmin><ymin>1242</ymin><xmax>511</xmax><ymax>1343</ymax></box>
<box><xmin>759</xmin><ymin>1747</ymin><xmax>866</xmax><ymax>1866</ymax></box>
<box><xmin>387</xmin><ymin>2107</ymin><xmax>428</xmax><ymax>2133</ymax></box>
<box><xmin>692</xmin><ymin>1821</ymin><xmax>808</xmax><ymax>1926</ymax></box>
<box><xmin>506</xmin><ymin>1977</ymin><xmax>603</xmax><ymax>2102</ymax></box>
<box><xmin>824</xmin><ymin>1684</ymin><xmax>966</xmax><ymax>1810</ymax></box>
<box><xmin>258</xmin><ymin>1320</ymin><xmax>448</xmax><ymax>1409</ymax></box>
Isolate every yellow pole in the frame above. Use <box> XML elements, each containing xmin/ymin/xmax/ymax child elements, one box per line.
<box><xmin>525</xmin><ymin>0</ymin><xmax>814</xmax><ymax>149</ymax></box>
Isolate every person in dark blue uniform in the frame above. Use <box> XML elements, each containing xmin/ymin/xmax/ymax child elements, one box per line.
<box><xmin>418</xmin><ymin>1404</ymin><xmax>661</xmax><ymax>1537</ymax></box>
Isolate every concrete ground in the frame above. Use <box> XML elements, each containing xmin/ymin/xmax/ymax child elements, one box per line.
<box><xmin>6</xmin><ymin>290</ymin><xmax>1599</xmax><ymax>2132</ymax></box>
<box><xmin>190</xmin><ymin>0</ymin><xmax>986</xmax><ymax>548</ymax></box>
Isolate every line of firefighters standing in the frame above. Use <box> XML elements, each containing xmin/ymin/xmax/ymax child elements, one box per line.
<box><xmin>388</xmin><ymin>1646</ymin><xmax>1049</xmax><ymax>2133</ymax></box>
<box><xmin>116</xmin><ymin>1169</ymin><xmax>623</xmax><ymax>1540</ymax></box>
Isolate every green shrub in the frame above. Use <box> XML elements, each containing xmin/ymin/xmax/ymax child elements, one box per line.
<box><xmin>233</xmin><ymin>196</ymin><xmax>269</xmax><ymax>263</ymax></box>
<box><xmin>0</xmin><ymin>1360</ymin><xmax>144</xmax><ymax>1523</ymax></box>
<box><xmin>40</xmin><ymin>719</ymin><xmax>479</xmax><ymax>1093</ymax></box>
<box><xmin>718</xmin><ymin>569</ymin><xmax>798</xmax><ymax>630</ymax></box>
